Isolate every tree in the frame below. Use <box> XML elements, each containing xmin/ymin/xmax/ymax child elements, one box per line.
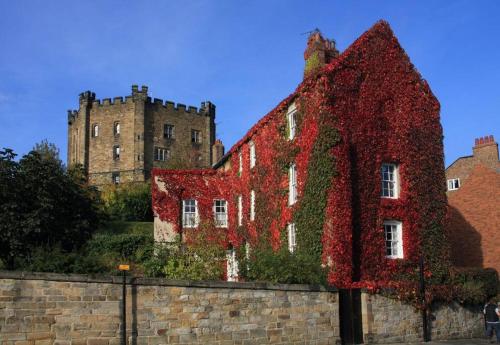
<box><xmin>0</xmin><ymin>145</ymin><xmax>102</xmax><ymax>269</ymax></box>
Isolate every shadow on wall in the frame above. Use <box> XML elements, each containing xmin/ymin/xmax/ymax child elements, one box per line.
<box><xmin>447</xmin><ymin>205</ymin><xmax>483</xmax><ymax>268</ymax></box>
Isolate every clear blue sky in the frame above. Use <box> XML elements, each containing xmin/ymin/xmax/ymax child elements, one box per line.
<box><xmin>0</xmin><ymin>0</ymin><xmax>498</xmax><ymax>167</ymax></box>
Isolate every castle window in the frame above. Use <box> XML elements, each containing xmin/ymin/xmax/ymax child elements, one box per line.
<box><xmin>447</xmin><ymin>178</ymin><xmax>460</xmax><ymax>191</ymax></box>
<box><xmin>154</xmin><ymin>147</ymin><xmax>170</xmax><ymax>161</ymax></box>
<box><xmin>113</xmin><ymin>145</ymin><xmax>120</xmax><ymax>160</ymax></box>
<box><xmin>213</xmin><ymin>199</ymin><xmax>228</xmax><ymax>228</ymax></box>
<box><xmin>191</xmin><ymin>129</ymin><xmax>201</xmax><ymax>144</ymax></box>
<box><xmin>114</xmin><ymin>122</ymin><xmax>120</xmax><ymax>136</ymax></box>
<box><xmin>384</xmin><ymin>220</ymin><xmax>403</xmax><ymax>259</ymax></box>
<box><xmin>287</xmin><ymin>103</ymin><xmax>297</xmax><ymax>140</ymax></box>
<box><xmin>226</xmin><ymin>247</ymin><xmax>239</xmax><ymax>282</ymax></box>
<box><xmin>112</xmin><ymin>172</ymin><xmax>120</xmax><ymax>184</ymax></box>
<box><xmin>287</xmin><ymin>223</ymin><xmax>297</xmax><ymax>253</ymax></box>
<box><xmin>164</xmin><ymin>124</ymin><xmax>174</xmax><ymax>139</ymax></box>
<box><xmin>182</xmin><ymin>199</ymin><xmax>198</xmax><ymax>228</ymax></box>
<box><xmin>249</xmin><ymin>141</ymin><xmax>256</xmax><ymax>168</ymax></box>
<box><xmin>92</xmin><ymin>124</ymin><xmax>99</xmax><ymax>138</ymax></box>
<box><xmin>288</xmin><ymin>163</ymin><xmax>297</xmax><ymax>205</ymax></box>
<box><xmin>381</xmin><ymin>163</ymin><xmax>399</xmax><ymax>198</ymax></box>
<box><xmin>250</xmin><ymin>190</ymin><xmax>255</xmax><ymax>221</ymax></box>
<box><xmin>238</xmin><ymin>195</ymin><xmax>243</xmax><ymax>226</ymax></box>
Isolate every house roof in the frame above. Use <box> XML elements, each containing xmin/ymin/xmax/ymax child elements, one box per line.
<box><xmin>213</xmin><ymin>20</ymin><xmax>398</xmax><ymax>169</ymax></box>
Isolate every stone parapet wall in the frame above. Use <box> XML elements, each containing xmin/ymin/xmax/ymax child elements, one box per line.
<box><xmin>0</xmin><ymin>271</ymin><xmax>340</xmax><ymax>345</ymax></box>
<box><xmin>361</xmin><ymin>292</ymin><xmax>483</xmax><ymax>344</ymax></box>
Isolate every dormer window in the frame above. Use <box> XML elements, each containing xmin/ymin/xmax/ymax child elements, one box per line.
<box><xmin>381</xmin><ymin>163</ymin><xmax>399</xmax><ymax>198</ymax></box>
<box><xmin>287</xmin><ymin>103</ymin><xmax>297</xmax><ymax>140</ymax></box>
<box><xmin>447</xmin><ymin>178</ymin><xmax>460</xmax><ymax>191</ymax></box>
<box><xmin>92</xmin><ymin>124</ymin><xmax>99</xmax><ymax>138</ymax></box>
<box><xmin>114</xmin><ymin>122</ymin><xmax>120</xmax><ymax>136</ymax></box>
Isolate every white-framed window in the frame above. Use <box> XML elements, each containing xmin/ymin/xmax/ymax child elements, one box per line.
<box><xmin>164</xmin><ymin>124</ymin><xmax>174</xmax><ymax>139</ymax></box>
<box><xmin>447</xmin><ymin>178</ymin><xmax>460</xmax><ymax>191</ymax></box>
<box><xmin>154</xmin><ymin>147</ymin><xmax>169</xmax><ymax>161</ymax></box>
<box><xmin>249</xmin><ymin>141</ymin><xmax>256</xmax><ymax>169</ymax></box>
<box><xmin>114</xmin><ymin>122</ymin><xmax>120</xmax><ymax>136</ymax></box>
<box><xmin>182</xmin><ymin>199</ymin><xmax>198</xmax><ymax>228</ymax></box>
<box><xmin>191</xmin><ymin>129</ymin><xmax>201</xmax><ymax>143</ymax></box>
<box><xmin>287</xmin><ymin>223</ymin><xmax>297</xmax><ymax>253</ymax></box>
<box><xmin>237</xmin><ymin>195</ymin><xmax>243</xmax><ymax>226</ymax></box>
<box><xmin>92</xmin><ymin>124</ymin><xmax>99</xmax><ymax>138</ymax></box>
<box><xmin>288</xmin><ymin>163</ymin><xmax>297</xmax><ymax>205</ymax></box>
<box><xmin>381</xmin><ymin>163</ymin><xmax>399</xmax><ymax>198</ymax></box>
<box><xmin>250</xmin><ymin>190</ymin><xmax>255</xmax><ymax>221</ymax></box>
<box><xmin>238</xmin><ymin>151</ymin><xmax>243</xmax><ymax>175</ymax></box>
<box><xmin>384</xmin><ymin>220</ymin><xmax>403</xmax><ymax>259</ymax></box>
<box><xmin>226</xmin><ymin>248</ymin><xmax>239</xmax><ymax>282</ymax></box>
<box><xmin>112</xmin><ymin>172</ymin><xmax>120</xmax><ymax>184</ymax></box>
<box><xmin>213</xmin><ymin>199</ymin><xmax>228</xmax><ymax>228</ymax></box>
<box><xmin>287</xmin><ymin>103</ymin><xmax>297</xmax><ymax>140</ymax></box>
<box><xmin>113</xmin><ymin>145</ymin><xmax>120</xmax><ymax>160</ymax></box>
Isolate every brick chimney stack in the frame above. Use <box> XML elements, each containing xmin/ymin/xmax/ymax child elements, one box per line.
<box><xmin>304</xmin><ymin>29</ymin><xmax>339</xmax><ymax>78</ymax></box>
<box><xmin>473</xmin><ymin>135</ymin><xmax>499</xmax><ymax>165</ymax></box>
<box><xmin>212</xmin><ymin>139</ymin><xmax>225</xmax><ymax>165</ymax></box>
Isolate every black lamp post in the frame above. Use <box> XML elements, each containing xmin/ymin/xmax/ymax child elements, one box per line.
<box><xmin>118</xmin><ymin>264</ymin><xmax>130</xmax><ymax>345</ymax></box>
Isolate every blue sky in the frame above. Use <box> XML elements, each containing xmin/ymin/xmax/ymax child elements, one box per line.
<box><xmin>0</xmin><ymin>1</ymin><xmax>498</xmax><ymax>167</ymax></box>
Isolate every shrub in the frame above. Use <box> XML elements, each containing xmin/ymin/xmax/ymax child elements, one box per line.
<box><xmin>101</xmin><ymin>182</ymin><xmax>153</xmax><ymax>222</ymax></box>
<box><xmin>451</xmin><ymin>267</ymin><xmax>498</xmax><ymax>305</ymax></box>
<box><xmin>239</xmin><ymin>244</ymin><xmax>327</xmax><ymax>285</ymax></box>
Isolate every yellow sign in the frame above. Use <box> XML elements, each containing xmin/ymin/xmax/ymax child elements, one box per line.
<box><xmin>118</xmin><ymin>264</ymin><xmax>130</xmax><ymax>271</ymax></box>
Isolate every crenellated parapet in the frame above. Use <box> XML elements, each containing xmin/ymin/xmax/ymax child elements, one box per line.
<box><xmin>67</xmin><ymin>110</ymin><xmax>79</xmax><ymax>125</ymax></box>
<box><xmin>148</xmin><ymin>97</ymin><xmax>216</xmax><ymax>117</ymax></box>
<box><xmin>75</xmin><ymin>85</ymin><xmax>215</xmax><ymax>117</ymax></box>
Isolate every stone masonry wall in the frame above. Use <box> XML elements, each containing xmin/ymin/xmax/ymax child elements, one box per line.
<box><xmin>68</xmin><ymin>86</ymin><xmax>217</xmax><ymax>187</ymax></box>
<box><xmin>361</xmin><ymin>292</ymin><xmax>483</xmax><ymax>344</ymax></box>
<box><xmin>0</xmin><ymin>271</ymin><xmax>340</xmax><ymax>345</ymax></box>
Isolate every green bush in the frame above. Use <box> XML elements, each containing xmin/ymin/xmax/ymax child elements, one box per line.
<box><xmin>451</xmin><ymin>267</ymin><xmax>498</xmax><ymax>305</ymax></box>
<box><xmin>239</xmin><ymin>245</ymin><xmax>327</xmax><ymax>285</ymax></box>
<box><xmin>142</xmin><ymin>225</ymin><xmax>226</xmax><ymax>281</ymax></box>
<box><xmin>101</xmin><ymin>183</ymin><xmax>153</xmax><ymax>222</ymax></box>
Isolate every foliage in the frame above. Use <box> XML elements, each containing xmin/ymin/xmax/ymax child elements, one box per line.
<box><xmin>152</xmin><ymin>22</ymin><xmax>450</xmax><ymax>294</ymax></box>
<box><xmin>33</xmin><ymin>139</ymin><xmax>63</xmax><ymax>167</ymax></box>
<box><xmin>239</xmin><ymin>243</ymin><xmax>327</xmax><ymax>284</ymax></box>
<box><xmin>101</xmin><ymin>182</ymin><xmax>153</xmax><ymax>222</ymax></box>
<box><xmin>143</xmin><ymin>224</ymin><xmax>226</xmax><ymax>280</ymax></box>
<box><xmin>304</xmin><ymin>51</ymin><xmax>322</xmax><ymax>77</ymax></box>
<box><xmin>450</xmin><ymin>268</ymin><xmax>498</xmax><ymax>305</ymax></box>
<box><xmin>0</xmin><ymin>146</ymin><xmax>101</xmax><ymax>269</ymax></box>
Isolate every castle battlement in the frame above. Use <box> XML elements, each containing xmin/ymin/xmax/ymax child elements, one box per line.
<box><xmin>72</xmin><ymin>85</ymin><xmax>215</xmax><ymax>117</ymax></box>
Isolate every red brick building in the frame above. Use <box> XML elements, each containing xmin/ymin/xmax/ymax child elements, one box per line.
<box><xmin>152</xmin><ymin>21</ymin><xmax>448</xmax><ymax>287</ymax></box>
<box><xmin>446</xmin><ymin>136</ymin><xmax>500</xmax><ymax>272</ymax></box>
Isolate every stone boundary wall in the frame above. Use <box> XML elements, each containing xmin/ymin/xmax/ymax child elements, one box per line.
<box><xmin>0</xmin><ymin>271</ymin><xmax>340</xmax><ymax>345</ymax></box>
<box><xmin>361</xmin><ymin>292</ymin><xmax>483</xmax><ymax>344</ymax></box>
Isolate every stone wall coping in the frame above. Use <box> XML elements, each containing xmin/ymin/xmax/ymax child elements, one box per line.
<box><xmin>0</xmin><ymin>270</ymin><xmax>338</xmax><ymax>292</ymax></box>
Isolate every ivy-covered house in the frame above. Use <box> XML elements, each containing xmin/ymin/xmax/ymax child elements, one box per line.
<box><xmin>152</xmin><ymin>21</ymin><xmax>448</xmax><ymax>287</ymax></box>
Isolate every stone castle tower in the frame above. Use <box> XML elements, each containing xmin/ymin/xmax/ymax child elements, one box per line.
<box><xmin>67</xmin><ymin>85</ymin><xmax>223</xmax><ymax>186</ymax></box>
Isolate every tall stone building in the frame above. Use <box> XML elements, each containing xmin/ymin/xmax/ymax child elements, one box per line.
<box><xmin>67</xmin><ymin>85</ymin><xmax>222</xmax><ymax>186</ymax></box>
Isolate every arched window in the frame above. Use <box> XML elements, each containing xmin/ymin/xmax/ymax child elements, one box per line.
<box><xmin>92</xmin><ymin>124</ymin><xmax>99</xmax><ymax>137</ymax></box>
<box><xmin>114</xmin><ymin>122</ymin><xmax>120</xmax><ymax>136</ymax></box>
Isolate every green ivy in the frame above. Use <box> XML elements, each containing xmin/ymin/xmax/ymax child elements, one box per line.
<box><xmin>293</xmin><ymin>119</ymin><xmax>340</xmax><ymax>262</ymax></box>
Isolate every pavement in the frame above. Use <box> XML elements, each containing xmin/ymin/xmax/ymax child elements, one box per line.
<box><xmin>387</xmin><ymin>339</ymin><xmax>497</xmax><ymax>345</ymax></box>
